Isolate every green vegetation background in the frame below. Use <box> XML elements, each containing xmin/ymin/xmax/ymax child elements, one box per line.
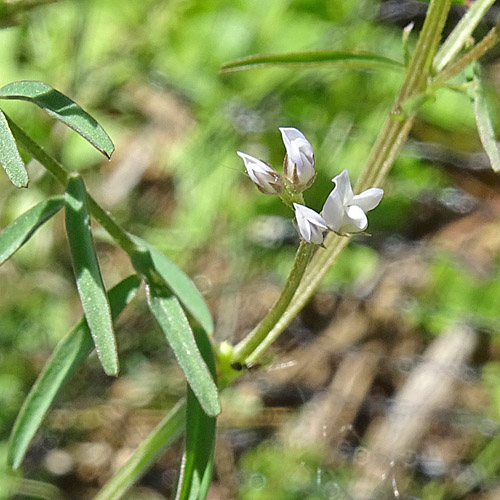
<box><xmin>1</xmin><ymin>0</ymin><xmax>500</xmax><ymax>498</ymax></box>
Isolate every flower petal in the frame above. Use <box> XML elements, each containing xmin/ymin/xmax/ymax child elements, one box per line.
<box><xmin>237</xmin><ymin>151</ymin><xmax>269</xmax><ymax>182</ymax></box>
<box><xmin>279</xmin><ymin>127</ymin><xmax>308</xmax><ymax>145</ymax></box>
<box><xmin>352</xmin><ymin>188</ymin><xmax>384</xmax><ymax>212</ymax></box>
<box><xmin>331</xmin><ymin>169</ymin><xmax>354</xmax><ymax>205</ymax></box>
<box><xmin>343</xmin><ymin>205</ymin><xmax>368</xmax><ymax>233</ymax></box>
<box><xmin>293</xmin><ymin>203</ymin><xmax>327</xmax><ymax>244</ymax></box>
<box><xmin>237</xmin><ymin>151</ymin><xmax>283</xmax><ymax>195</ymax></box>
<box><xmin>321</xmin><ymin>184</ymin><xmax>345</xmax><ymax>232</ymax></box>
<box><xmin>308</xmin><ymin>225</ymin><xmax>325</xmax><ymax>245</ymax></box>
<box><xmin>280</xmin><ymin>127</ymin><xmax>315</xmax><ymax>191</ymax></box>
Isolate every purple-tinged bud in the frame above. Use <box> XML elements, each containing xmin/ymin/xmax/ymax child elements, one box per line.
<box><xmin>237</xmin><ymin>151</ymin><xmax>284</xmax><ymax>195</ymax></box>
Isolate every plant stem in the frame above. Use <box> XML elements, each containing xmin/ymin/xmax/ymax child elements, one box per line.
<box><xmin>7</xmin><ymin>115</ymin><xmax>140</xmax><ymax>256</ymax></box>
<box><xmin>86</xmin><ymin>197</ymin><xmax>138</xmax><ymax>256</ymax></box>
<box><xmin>232</xmin><ymin>240</ymin><xmax>314</xmax><ymax>362</ymax></box>
<box><xmin>435</xmin><ymin>20</ymin><xmax>500</xmax><ymax>84</ymax></box>
<box><xmin>6</xmin><ymin>117</ymin><xmax>69</xmax><ymax>186</ymax></box>
<box><xmin>304</xmin><ymin>0</ymin><xmax>451</xmax><ymax>291</ymax></box>
<box><xmin>235</xmin><ymin>0</ymin><xmax>452</xmax><ymax>363</ymax></box>
<box><xmin>433</xmin><ymin>0</ymin><xmax>496</xmax><ymax>73</ymax></box>
<box><xmin>357</xmin><ymin>0</ymin><xmax>451</xmax><ymax>191</ymax></box>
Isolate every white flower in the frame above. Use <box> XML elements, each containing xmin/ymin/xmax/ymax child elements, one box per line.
<box><xmin>321</xmin><ymin>169</ymin><xmax>383</xmax><ymax>234</ymax></box>
<box><xmin>293</xmin><ymin>203</ymin><xmax>328</xmax><ymax>245</ymax></box>
<box><xmin>279</xmin><ymin>127</ymin><xmax>316</xmax><ymax>192</ymax></box>
<box><xmin>237</xmin><ymin>151</ymin><xmax>284</xmax><ymax>195</ymax></box>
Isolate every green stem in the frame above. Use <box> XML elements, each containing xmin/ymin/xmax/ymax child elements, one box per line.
<box><xmin>86</xmin><ymin>197</ymin><xmax>138</xmax><ymax>256</ymax></box>
<box><xmin>435</xmin><ymin>20</ymin><xmax>500</xmax><ymax>84</ymax></box>
<box><xmin>232</xmin><ymin>240</ymin><xmax>314</xmax><ymax>362</ymax></box>
<box><xmin>433</xmin><ymin>0</ymin><xmax>496</xmax><ymax>73</ymax></box>
<box><xmin>357</xmin><ymin>0</ymin><xmax>451</xmax><ymax>191</ymax></box>
<box><xmin>6</xmin><ymin>116</ymin><xmax>69</xmax><ymax>185</ymax></box>
<box><xmin>309</xmin><ymin>0</ymin><xmax>451</xmax><ymax>285</ymax></box>
<box><xmin>7</xmin><ymin>115</ymin><xmax>139</xmax><ymax>256</ymax></box>
<box><xmin>279</xmin><ymin>187</ymin><xmax>304</xmax><ymax>209</ymax></box>
<box><xmin>234</xmin><ymin>0</ymin><xmax>451</xmax><ymax>363</ymax></box>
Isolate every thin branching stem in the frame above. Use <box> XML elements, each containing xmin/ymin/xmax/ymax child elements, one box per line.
<box><xmin>433</xmin><ymin>0</ymin><xmax>496</xmax><ymax>73</ymax></box>
<box><xmin>436</xmin><ymin>20</ymin><xmax>500</xmax><ymax>84</ymax></box>
<box><xmin>232</xmin><ymin>0</ymin><xmax>452</xmax><ymax>366</ymax></box>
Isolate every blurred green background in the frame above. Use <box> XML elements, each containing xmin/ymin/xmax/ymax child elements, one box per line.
<box><xmin>1</xmin><ymin>0</ymin><xmax>500</xmax><ymax>499</ymax></box>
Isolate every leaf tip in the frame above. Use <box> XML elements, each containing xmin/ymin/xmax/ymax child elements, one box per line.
<box><xmin>98</xmin><ymin>348</ymin><xmax>119</xmax><ymax>376</ymax></box>
<box><xmin>198</xmin><ymin>386</ymin><xmax>221</xmax><ymax>417</ymax></box>
<box><xmin>8</xmin><ymin>170</ymin><xmax>29</xmax><ymax>189</ymax></box>
<box><xmin>104</xmin><ymin>145</ymin><xmax>115</xmax><ymax>160</ymax></box>
<box><xmin>6</xmin><ymin>453</ymin><xmax>17</xmax><ymax>471</ymax></box>
<box><xmin>209</xmin><ymin>399</ymin><xmax>222</xmax><ymax>417</ymax></box>
<box><xmin>103</xmin><ymin>361</ymin><xmax>120</xmax><ymax>377</ymax></box>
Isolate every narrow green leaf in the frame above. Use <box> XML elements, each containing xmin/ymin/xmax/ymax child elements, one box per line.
<box><xmin>471</xmin><ymin>66</ymin><xmax>500</xmax><ymax>173</ymax></box>
<box><xmin>434</xmin><ymin>0</ymin><xmax>496</xmax><ymax>72</ymax></box>
<box><xmin>0</xmin><ymin>196</ymin><xmax>65</xmax><ymax>265</ymax></box>
<box><xmin>94</xmin><ymin>400</ymin><xmax>185</xmax><ymax>500</ymax></box>
<box><xmin>0</xmin><ymin>109</ymin><xmax>28</xmax><ymax>187</ymax></box>
<box><xmin>8</xmin><ymin>275</ymin><xmax>141</xmax><ymax>470</ymax></box>
<box><xmin>175</xmin><ymin>328</ymin><xmax>217</xmax><ymax>500</ymax></box>
<box><xmin>65</xmin><ymin>174</ymin><xmax>118</xmax><ymax>375</ymax></box>
<box><xmin>131</xmin><ymin>236</ymin><xmax>214</xmax><ymax>334</ymax></box>
<box><xmin>146</xmin><ymin>285</ymin><xmax>220</xmax><ymax>417</ymax></box>
<box><xmin>0</xmin><ymin>81</ymin><xmax>114</xmax><ymax>158</ymax></box>
<box><xmin>220</xmin><ymin>50</ymin><xmax>404</xmax><ymax>74</ymax></box>
<box><xmin>6</xmin><ymin>477</ymin><xmax>64</xmax><ymax>500</ymax></box>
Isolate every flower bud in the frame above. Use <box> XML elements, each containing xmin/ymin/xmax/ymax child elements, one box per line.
<box><xmin>237</xmin><ymin>151</ymin><xmax>284</xmax><ymax>195</ymax></box>
<box><xmin>293</xmin><ymin>203</ymin><xmax>327</xmax><ymax>245</ymax></box>
<box><xmin>279</xmin><ymin>127</ymin><xmax>316</xmax><ymax>192</ymax></box>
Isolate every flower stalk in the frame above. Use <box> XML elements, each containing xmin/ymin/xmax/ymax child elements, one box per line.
<box><xmin>232</xmin><ymin>240</ymin><xmax>314</xmax><ymax>363</ymax></box>
<box><xmin>231</xmin><ymin>0</ymin><xmax>453</xmax><ymax>367</ymax></box>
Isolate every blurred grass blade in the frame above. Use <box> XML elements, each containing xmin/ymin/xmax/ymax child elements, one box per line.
<box><xmin>94</xmin><ymin>400</ymin><xmax>185</xmax><ymax>500</ymax></box>
<box><xmin>419</xmin><ymin>0</ymin><xmax>468</xmax><ymax>3</ymax></box>
<box><xmin>8</xmin><ymin>275</ymin><xmax>141</xmax><ymax>470</ymax></box>
<box><xmin>434</xmin><ymin>0</ymin><xmax>496</xmax><ymax>72</ymax></box>
<box><xmin>0</xmin><ymin>1</ymin><xmax>58</xmax><ymax>29</ymax></box>
<box><xmin>0</xmin><ymin>109</ymin><xmax>28</xmax><ymax>187</ymax></box>
<box><xmin>0</xmin><ymin>196</ymin><xmax>65</xmax><ymax>265</ymax></box>
<box><xmin>220</xmin><ymin>50</ymin><xmax>404</xmax><ymax>73</ymax></box>
<box><xmin>65</xmin><ymin>174</ymin><xmax>118</xmax><ymax>375</ymax></box>
<box><xmin>175</xmin><ymin>328</ymin><xmax>217</xmax><ymax>500</ymax></box>
<box><xmin>132</xmin><ymin>236</ymin><xmax>214</xmax><ymax>334</ymax></box>
<box><xmin>7</xmin><ymin>477</ymin><xmax>63</xmax><ymax>500</ymax></box>
<box><xmin>146</xmin><ymin>285</ymin><xmax>220</xmax><ymax>416</ymax></box>
<box><xmin>471</xmin><ymin>66</ymin><xmax>500</xmax><ymax>172</ymax></box>
<box><xmin>0</xmin><ymin>81</ymin><xmax>114</xmax><ymax>158</ymax></box>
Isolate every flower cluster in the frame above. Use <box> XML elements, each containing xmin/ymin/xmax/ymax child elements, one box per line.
<box><xmin>237</xmin><ymin>127</ymin><xmax>315</xmax><ymax>195</ymax></box>
<box><xmin>237</xmin><ymin>128</ymin><xmax>383</xmax><ymax>245</ymax></box>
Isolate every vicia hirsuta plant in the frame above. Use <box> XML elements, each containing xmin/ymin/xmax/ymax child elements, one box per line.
<box><xmin>238</xmin><ymin>127</ymin><xmax>383</xmax><ymax>245</ymax></box>
<box><xmin>1</xmin><ymin>0</ymin><xmax>500</xmax><ymax>498</ymax></box>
